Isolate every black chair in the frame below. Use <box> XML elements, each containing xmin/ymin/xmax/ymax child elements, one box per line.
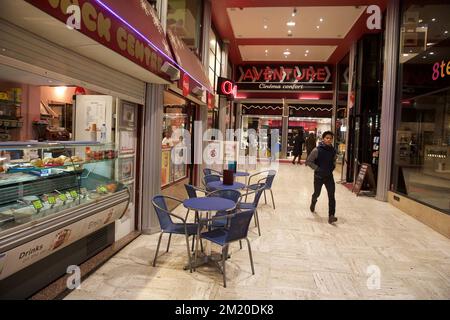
<box><xmin>200</xmin><ymin>209</ymin><xmax>256</xmax><ymax>287</ymax></box>
<box><xmin>152</xmin><ymin>195</ymin><xmax>199</xmax><ymax>272</ymax></box>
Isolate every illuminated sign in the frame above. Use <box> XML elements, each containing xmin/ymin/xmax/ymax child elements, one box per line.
<box><xmin>432</xmin><ymin>59</ymin><xmax>450</xmax><ymax>81</ymax></box>
<box><xmin>236</xmin><ymin>64</ymin><xmax>333</xmax><ymax>92</ymax></box>
<box><xmin>217</xmin><ymin>77</ymin><xmax>237</xmax><ymax>98</ymax></box>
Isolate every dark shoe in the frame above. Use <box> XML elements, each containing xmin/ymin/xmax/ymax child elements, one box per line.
<box><xmin>292</xmin><ymin>161</ymin><xmax>295</xmax><ymax>165</ymax></box>
<box><xmin>328</xmin><ymin>216</ymin><xmax>338</xmax><ymax>224</ymax></box>
<box><xmin>310</xmin><ymin>202</ymin><xmax>316</xmax><ymax>213</ymax></box>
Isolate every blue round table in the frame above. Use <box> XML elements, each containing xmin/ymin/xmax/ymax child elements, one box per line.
<box><xmin>234</xmin><ymin>171</ymin><xmax>250</xmax><ymax>177</ymax></box>
<box><xmin>183</xmin><ymin>197</ymin><xmax>236</xmax><ymax>212</ymax></box>
<box><xmin>207</xmin><ymin>181</ymin><xmax>246</xmax><ymax>191</ymax></box>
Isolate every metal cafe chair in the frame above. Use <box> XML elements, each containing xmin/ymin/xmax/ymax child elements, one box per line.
<box><xmin>239</xmin><ymin>183</ymin><xmax>266</xmax><ymax>236</ymax></box>
<box><xmin>206</xmin><ymin>189</ymin><xmax>242</xmax><ymax>229</ymax></box>
<box><xmin>203</xmin><ymin>174</ymin><xmax>222</xmax><ymax>192</ymax></box>
<box><xmin>152</xmin><ymin>195</ymin><xmax>199</xmax><ymax>272</ymax></box>
<box><xmin>199</xmin><ymin>209</ymin><xmax>256</xmax><ymax>287</ymax></box>
<box><xmin>247</xmin><ymin>170</ymin><xmax>277</xmax><ymax>209</ymax></box>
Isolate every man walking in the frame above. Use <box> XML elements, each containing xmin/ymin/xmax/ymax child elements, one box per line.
<box><xmin>306</xmin><ymin>131</ymin><xmax>338</xmax><ymax>224</ymax></box>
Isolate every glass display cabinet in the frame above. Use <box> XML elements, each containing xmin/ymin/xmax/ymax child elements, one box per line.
<box><xmin>0</xmin><ymin>141</ymin><xmax>130</xmax><ymax>298</ymax></box>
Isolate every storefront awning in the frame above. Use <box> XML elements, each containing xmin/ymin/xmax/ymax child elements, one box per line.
<box><xmin>167</xmin><ymin>29</ymin><xmax>213</xmax><ymax>95</ymax></box>
<box><xmin>18</xmin><ymin>0</ymin><xmax>175</xmax><ymax>83</ymax></box>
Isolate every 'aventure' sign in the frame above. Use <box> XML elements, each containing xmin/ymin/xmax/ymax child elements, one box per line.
<box><xmin>236</xmin><ymin>64</ymin><xmax>333</xmax><ymax>92</ymax></box>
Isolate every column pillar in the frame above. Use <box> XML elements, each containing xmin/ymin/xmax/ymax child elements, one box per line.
<box><xmin>141</xmin><ymin>83</ymin><xmax>164</xmax><ymax>234</ymax></box>
<box><xmin>376</xmin><ymin>0</ymin><xmax>400</xmax><ymax>201</ymax></box>
<box><xmin>280</xmin><ymin>100</ymin><xmax>289</xmax><ymax>159</ymax></box>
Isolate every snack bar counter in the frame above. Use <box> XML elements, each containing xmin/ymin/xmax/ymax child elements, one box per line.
<box><xmin>0</xmin><ymin>141</ymin><xmax>130</xmax><ymax>299</ymax></box>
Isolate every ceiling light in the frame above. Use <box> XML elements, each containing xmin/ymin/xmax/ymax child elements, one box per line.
<box><xmin>403</xmin><ymin>53</ymin><xmax>409</xmax><ymax>57</ymax></box>
<box><xmin>264</xmin><ymin>25</ymin><xmax>268</xmax><ymax>29</ymax></box>
<box><xmin>427</xmin><ymin>42</ymin><xmax>435</xmax><ymax>46</ymax></box>
<box><xmin>409</xmin><ymin>50</ymin><xmax>412</xmax><ymax>53</ymax></box>
<box><xmin>431</xmin><ymin>18</ymin><xmax>436</xmax><ymax>22</ymax></box>
<box><xmin>445</xmin><ymin>30</ymin><xmax>449</xmax><ymax>34</ymax></box>
<box><xmin>305</xmin><ymin>54</ymin><xmax>308</xmax><ymax>57</ymax></box>
<box><xmin>265</xmin><ymin>49</ymin><xmax>268</xmax><ymax>53</ymax></box>
<box><xmin>287</xmin><ymin>21</ymin><xmax>296</xmax><ymax>27</ymax></box>
<box><xmin>283</xmin><ymin>50</ymin><xmax>291</xmax><ymax>55</ymax></box>
<box><xmin>306</xmin><ymin>50</ymin><xmax>309</xmax><ymax>53</ymax></box>
<box><xmin>319</xmin><ymin>18</ymin><xmax>323</xmax><ymax>22</ymax></box>
<box><xmin>288</xmin><ymin>30</ymin><xmax>292</xmax><ymax>34</ymax></box>
<box><xmin>422</xmin><ymin>56</ymin><xmax>427</xmax><ymax>59</ymax></box>
<box><xmin>418</xmin><ymin>19</ymin><xmax>423</xmax><ymax>23</ymax></box>
<box><xmin>429</xmin><ymin>52</ymin><xmax>434</xmax><ymax>55</ymax></box>
<box><xmin>316</xmin><ymin>25</ymin><xmax>320</xmax><ymax>29</ymax></box>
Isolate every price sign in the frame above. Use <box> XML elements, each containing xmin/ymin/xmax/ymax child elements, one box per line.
<box><xmin>48</xmin><ymin>196</ymin><xmax>56</xmax><ymax>205</ymax></box>
<box><xmin>32</xmin><ymin>200</ymin><xmax>43</xmax><ymax>211</ymax></box>
<box><xmin>58</xmin><ymin>194</ymin><xmax>67</xmax><ymax>202</ymax></box>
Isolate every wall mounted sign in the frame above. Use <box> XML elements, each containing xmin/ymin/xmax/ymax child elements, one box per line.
<box><xmin>25</xmin><ymin>0</ymin><xmax>174</xmax><ymax>81</ymax></box>
<box><xmin>217</xmin><ymin>77</ymin><xmax>237</xmax><ymax>98</ymax></box>
<box><xmin>236</xmin><ymin>65</ymin><xmax>333</xmax><ymax>92</ymax></box>
<box><xmin>432</xmin><ymin>59</ymin><xmax>450</xmax><ymax>81</ymax></box>
<box><xmin>182</xmin><ymin>73</ymin><xmax>190</xmax><ymax>97</ymax></box>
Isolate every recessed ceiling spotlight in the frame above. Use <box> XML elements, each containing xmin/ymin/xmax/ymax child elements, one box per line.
<box><xmin>422</xmin><ymin>56</ymin><xmax>427</xmax><ymax>59</ymax></box>
<box><xmin>427</xmin><ymin>42</ymin><xmax>435</xmax><ymax>46</ymax></box>
<box><xmin>265</xmin><ymin>49</ymin><xmax>268</xmax><ymax>53</ymax></box>
<box><xmin>429</xmin><ymin>52</ymin><xmax>435</xmax><ymax>55</ymax></box>
<box><xmin>445</xmin><ymin>30</ymin><xmax>449</xmax><ymax>34</ymax></box>
<box><xmin>287</xmin><ymin>21</ymin><xmax>296</xmax><ymax>27</ymax></box>
<box><xmin>409</xmin><ymin>50</ymin><xmax>413</xmax><ymax>53</ymax></box>
<box><xmin>283</xmin><ymin>50</ymin><xmax>291</xmax><ymax>55</ymax></box>
<box><xmin>305</xmin><ymin>53</ymin><xmax>308</xmax><ymax>57</ymax></box>
<box><xmin>292</xmin><ymin>8</ymin><xmax>297</xmax><ymax>17</ymax></box>
<box><xmin>306</xmin><ymin>50</ymin><xmax>309</xmax><ymax>53</ymax></box>
<box><xmin>288</xmin><ymin>30</ymin><xmax>292</xmax><ymax>34</ymax></box>
<box><xmin>319</xmin><ymin>18</ymin><xmax>324</xmax><ymax>22</ymax></box>
<box><xmin>422</xmin><ymin>26</ymin><xmax>426</xmax><ymax>29</ymax></box>
<box><xmin>264</xmin><ymin>25</ymin><xmax>268</xmax><ymax>29</ymax></box>
<box><xmin>418</xmin><ymin>19</ymin><xmax>423</xmax><ymax>23</ymax></box>
<box><xmin>431</xmin><ymin>18</ymin><xmax>436</xmax><ymax>22</ymax></box>
<box><xmin>403</xmin><ymin>53</ymin><xmax>409</xmax><ymax>57</ymax></box>
<box><xmin>316</xmin><ymin>25</ymin><xmax>320</xmax><ymax>29</ymax></box>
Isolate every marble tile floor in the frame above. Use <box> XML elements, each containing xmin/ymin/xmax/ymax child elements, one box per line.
<box><xmin>65</xmin><ymin>163</ymin><xmax>450</xmax><ymax>300</ymax></box>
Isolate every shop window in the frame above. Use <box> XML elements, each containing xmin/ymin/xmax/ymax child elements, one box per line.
<box><xmin>161</xmin><ymin>91</ymin><xmax>195</xmax><ymax>188</ymax></box>
<box><xmin>167</xmin><ymin>0</ymin><xmax>203</xmax><ymax>56</ymax></box>
<box><xmin>393</xmin><ymin>1</ymin><xmax>450</xmax><ymax>213</ymax></box>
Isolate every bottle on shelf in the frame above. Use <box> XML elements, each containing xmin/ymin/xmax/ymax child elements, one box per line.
<box><xmin>100</xmin><ymin>123</ymin><xmax>107</xmax><ymax>143</ymax></box>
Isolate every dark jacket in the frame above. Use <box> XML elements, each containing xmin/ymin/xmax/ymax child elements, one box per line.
<box><xmin>306</xmin><ymin>142</ymin><xmax>337</xmax><ymax>177</ymax></box>
<box><xmin>292</xmin><ymin>133</ymin><xmax>304</xmax><ymax>156</ymax></box>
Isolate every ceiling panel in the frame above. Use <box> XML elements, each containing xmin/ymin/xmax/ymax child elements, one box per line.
<box><xmin>239</xmin><ymin>45</ymin><xmax>337</xmax><ymax>62</ymax></box>
<box><xmin>228</xmin><ymin>6</ymin><xmax>366</xmax><ymax>39</ymax></box>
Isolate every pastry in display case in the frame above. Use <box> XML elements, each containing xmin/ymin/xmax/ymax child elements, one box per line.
<box><xmin>0</xmin><ymin>141</ymin><xmax>130</xmax><ymax>290</ymax></box>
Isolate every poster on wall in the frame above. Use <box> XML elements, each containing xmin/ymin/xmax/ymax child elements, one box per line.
<box><xmin>119</xmin><ymin>130</ymin><xmax>136</xmax><ymax>154</ymax></box>
<box><xmin>118</xmin><ymin>156</ymin><xmax>135</xmax><ymax>181</ymax></box>
<box><xmin>161</xmin><ymin>149</ymin><xmax>171</xmax><ymax>186</ymax></box>
<box><xmin>119</xmin><ymin>102</ymin><xmax>137</xmax><ymax>129</ymax></box>
<box><xmin>75</xmin><ymin>95</ymin><xmax>113</xmax><ymax>142</ymax></box>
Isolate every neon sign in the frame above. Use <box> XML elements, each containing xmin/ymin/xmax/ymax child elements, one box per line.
<box><xmin>217</xmin><ymin>77</ymin><xmax>237</xmax><ymax>98</ymax></box>
<box><xmin>432</xmin><ymin>59</ymin><xmax>450</xmax><ymax>80</ymax></box>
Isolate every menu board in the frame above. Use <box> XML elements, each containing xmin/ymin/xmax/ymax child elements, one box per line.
<box><xmin>352</xmin><ymin>163</ymin><xmax>376</xmax><ymax>196</ymax></box>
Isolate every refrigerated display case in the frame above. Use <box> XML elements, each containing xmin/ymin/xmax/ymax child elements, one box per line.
<box><xmin>0</xmin><ymin>141</ymin><xmax>129</xmax><ymax>298</ymax></box>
